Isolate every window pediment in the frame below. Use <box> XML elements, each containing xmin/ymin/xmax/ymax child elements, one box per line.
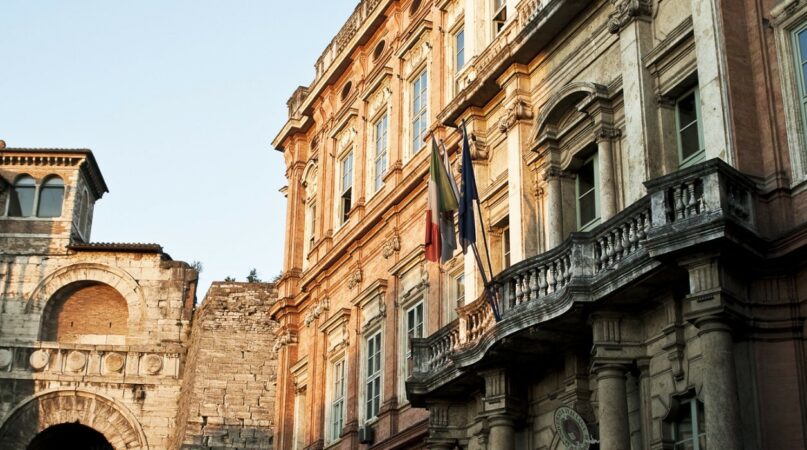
<box><xmin>399</xmin><ymin>24</ymin><xmax>433</xmax><ymax>79</ymax></box>
<box><xmin>320</xmin><ymin>308</ymin><xmax>351</xmax><ymax>355</ymax></box>
<box><xmin>353</xmin><ymin>279</ymin><xmax>388</xmax><ymax>331</ymax></box>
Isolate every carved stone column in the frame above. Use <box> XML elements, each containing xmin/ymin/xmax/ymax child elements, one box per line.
<box><xmin>480</xmin><ymin>368</ymin><xmax>518</xmax><ymax>450</ymax></box>
<box><xmin>694</xmin><ymin>315</ymin><xmax>741</xmax><ymax>450</ymax></box>
<box><xmin>596</xmin><ymin>128</ymin><xmax>618</xmax><ymax>221</ymax></box>
<box><xmin>543</xmin><ymin>167</ymin><xmax>564</xmax><ymax>249</ymax></box>
<box><xmin>594</xmin><ymin>363</ymin><xmax>632</xmax><ymax>450</ymax></box>
<box><xmin>682</xmin><ymin>256</ymin><xmax>742</xmax><ymax>450</ymax></box>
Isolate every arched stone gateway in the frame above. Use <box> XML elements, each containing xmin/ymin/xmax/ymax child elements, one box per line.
<box><xmin>27</xmin><ymin>423</ymin><xmax>113</xmax><ymax>450</ymax></box>
<box><xmin>0</xmin><ymin>390</ymin><xmax>148</xmax><ymax>450</ymax></box>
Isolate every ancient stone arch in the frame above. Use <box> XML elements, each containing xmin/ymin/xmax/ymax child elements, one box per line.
<box><xmin>26</xmin><ymin>263</ymin><xmax>145</xmax><ymax>332</ymax></box>
<box><xmin>0</xmin><ymin>390</ymin><xmax>149</xmax><ymax>450</ymax></box>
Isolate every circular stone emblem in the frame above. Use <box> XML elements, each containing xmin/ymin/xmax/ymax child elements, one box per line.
<box><xmin>554</xmin><ymin>406</ymin><xmax>593</xmax><ymax>450</ymax></box>
<box><xmin>142</xmin><ymin>354</ymin><xmax>162</xmax><ymax>375</ymax></box>
<box><xmin>0</xmin><ymin>349</ymin><xmax>12</xmax><ymax>369</ymax></box>
<box><xmin>103</xmin><ymin>352</ymin><xmax>125</xmax><ymax>373</ymax></box>
<box><xmin>29</xmin><ymin>350</ymin><xmax>49</xmax><ymax>371</ymax></box>
<box><xmin>65</xmin><ymin>351</ymin><xmax>88</xmax><ymax>372</ymax></box>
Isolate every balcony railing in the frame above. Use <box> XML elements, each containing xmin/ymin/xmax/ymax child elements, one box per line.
<box><xmin>410</xmin><ymin>159</ymin><xmax>758</xmax><ymax>386</ymax></box>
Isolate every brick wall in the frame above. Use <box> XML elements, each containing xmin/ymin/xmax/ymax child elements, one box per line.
<box><xmin>42</xmin><ymin>283</ymin><xmax>128</xmax><ymax>342</ymax></box>
<box><xmin>175</xmin><ymin>282</ymin><xmax>279</xmax><ymax>449</ymax></box>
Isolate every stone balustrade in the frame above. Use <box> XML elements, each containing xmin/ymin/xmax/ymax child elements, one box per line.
<box><xmin>409</xmin><ymin>159</ymin><xmax>759</xmax><ymax>383</ymax></box>
<box><xmin>0</xmin><ymin>342</ymin><xmax>183</xmax><ymax>381</ymax></box>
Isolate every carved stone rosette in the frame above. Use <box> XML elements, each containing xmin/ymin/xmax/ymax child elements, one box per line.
<box><xmin>608</xmin><ymin>0</ymin><xmax>652</xmax><ymax>34</ymax></box>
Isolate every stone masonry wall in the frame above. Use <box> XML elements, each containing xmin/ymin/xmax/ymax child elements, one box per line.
<box><xmin>175</xmin><ymin>282</ymin><xmax>279</xmax><ymax>449</ymax></box>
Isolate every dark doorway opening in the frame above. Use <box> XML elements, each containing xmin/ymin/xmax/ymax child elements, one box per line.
<box><xmin>27</xmin><ymin>422</ymin><xmax>114</xmax><ymax>450</ymax></box>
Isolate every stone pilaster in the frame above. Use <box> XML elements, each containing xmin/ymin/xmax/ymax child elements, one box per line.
<box><xmin>610</xmin><ymin>0</ymin><xmax>659</xmax><ymax>200</ymax></box>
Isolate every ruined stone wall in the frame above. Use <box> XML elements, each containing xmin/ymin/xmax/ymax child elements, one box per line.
<box><xmin>0</xmin><ymin>251</ymin><xmax>197</xmax><ymax>450</ymax></box>
<box><xmin>175</xmin><ymin>282</ymin><xmax>279</xmax><ymax>450</ymax></box>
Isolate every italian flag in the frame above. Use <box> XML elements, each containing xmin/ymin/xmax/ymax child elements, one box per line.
<box><xmin>425</xmin><ymin>138</ymin><xmax>459</xmax><ymax>263</ymax></box>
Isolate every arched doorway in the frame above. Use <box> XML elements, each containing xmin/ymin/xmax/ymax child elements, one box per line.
<box><xmin>27</xmin><ymin>423</ymin><xmax>113</xmax><ymax>450</ymax></box>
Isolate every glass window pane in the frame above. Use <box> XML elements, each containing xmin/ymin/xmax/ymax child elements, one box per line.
<box><xmin>680</xmin><ymin>124</ymin><xmax>702</xmax><ymax>161</ymax></box>
<box><xmin>578</xmin><ymin>161</ymin><xmax>595</xmax><ymax>194</ymax></box>
<box><xmin>38</xmin><ymin>186</ymin><xmax>64</xmax><ymax>218</ymax></box>
<box><xmin>579</xmin><ymin>191</ymin><xmax>597</xmax><ymax>226</ymax></box>
<box><xmin>799</xmin><ymin>29</ymin><xmax>807</xmax><ymax>61</ymax></box>
<box><xmin>802</xmin><ymin>62</ymin><xmax>807</xmax><ymax>93</ymax></box>
<box><xmin>677</xmin><ymin>93</ymin><xmax>698</xmax><ymax>129</ymax></box>
<box><xmin>9</xmin><ymin>186</ymin><xmax>35</xmax><ymax>217</ymax></box>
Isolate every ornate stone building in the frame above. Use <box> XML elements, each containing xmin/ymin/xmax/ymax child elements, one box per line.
<box><xmin>274</xmin><ymin>1</ymin><xmax>807</xmax><ymax>450</ymax></box>
<box><xmin>0</xmin><ymin>145</ymin><xmax>279</xmax><ymax>450</ymax></box>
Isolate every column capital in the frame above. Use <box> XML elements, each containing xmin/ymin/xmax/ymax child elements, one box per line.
<box><xmin>607</xmin><ymin>0</ymin><xmax>653</xmax><ymax>34</ymax></box>
<box><xmin>595</xmin><ymin>126</ymin><xmax>621</xmax><ymax>143</ymax></box>
<box><xmin>591</xmin><ymin>361</ymin><xmax>632</xmax><ymax>381</ymax></box>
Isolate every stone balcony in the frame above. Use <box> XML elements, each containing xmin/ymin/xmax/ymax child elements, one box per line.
<box><xmin>0</xmin><ymin>341</ymin><xmax>184</xmax><ymax>383</ymax></box>
<box><xmin>407</xmin><ymin>159</ymin><xmax>760</xmax><ymax>403</ymax></box>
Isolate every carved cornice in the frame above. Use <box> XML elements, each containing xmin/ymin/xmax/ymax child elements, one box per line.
<box><xmin>608</xmin><ymin>0</ymin><xmax>652</xmax><ymax>34</ymax></box>
<box><xmin>272</xmin><ymin>328</ymin><xmax>299</xmax><ymax>352</ymax></box>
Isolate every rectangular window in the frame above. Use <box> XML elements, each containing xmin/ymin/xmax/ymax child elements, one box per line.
<box><xmin>503</xmin><ymin>226</ymin><xmax>511</xmax><ymax>269</ymax></box>
<box><xmin>340</xmin><ymin>151</ymin><xmax>353</xmax><ymax>224</ymax></box>
<box><xmin>455</xmin><ymin>28</ymin><xmax>465</xmax><ymax>73</ymax></box>
<box><xmin>364</xmin><ymin>331</ymin><xmax>382</xmax><ymax>421</ymax></box>
<box><xmin>493</xmin><ymin>0</ymin><xmax>507</xmax><ymax>35</ymax></box>
<box><xmin>673</xmin><ymin>399</ymin><xmax>706</xmax><ymax>450</ymax></box>
<box><xmin>793</xmin><ymin>24</ymin><xmax>807</xmax><ymax>172</ymax></box>
<box><xmin>309</xmin><ymin>202</ymin><xmax>316</xmax><ymax>247</ymax></box>
<box><xmin>405</xmin><ymin>302</ymin><xmax>424</xmax><ymax>355</ymax></box>
<box><xmin>455</xmin><ymin>273</ymin><xmax>465</xmax><ymax>307</ymax></box>
<box><xmin>411</xmin><ymin>70</ymin><xmax>429</xmax><ymax>154</ymax></box>
<box><xmin>330</xmin><ymin>358</ymin><xmax>346</xmax><ymax>442</ymax></box>
<box><xmin>374</xmin><ymin>114</ymin><xmax>388</xmax><ymax>192</ymax></box>
<box><xmin>292</xmin><ymin>390</ymin><xmax>307</xmax><ymax>450</ymax></box>
<box><xmin>576</xmin><ymin>155</ymin><xmax>600</xmax><ymax>231</ymax></box>
<box><xmin>676</xmin><ymin>88</ymin><xmax>705</xmax><ymax>167</ymax></box>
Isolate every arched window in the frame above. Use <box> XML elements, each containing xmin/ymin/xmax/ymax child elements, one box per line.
<box><xmin>37</xmin><ymin>176</ymin><xmax>65</xmax><ymax>218</ymax></box>
<box><xmin>8</xmin><ymin>175</ymin><xmax>36</xmax><ymax>217</ymax></box>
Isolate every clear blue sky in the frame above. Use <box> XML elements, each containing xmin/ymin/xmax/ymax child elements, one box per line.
<box><xmin>0</xmin><ymin>1</ymin><xmax>357</xmax><ymax>296</ymax></box>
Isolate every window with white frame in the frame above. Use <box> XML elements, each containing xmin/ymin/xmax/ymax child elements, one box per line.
<box><xmin>671</xmin><ymin>398</ymin><xmax>706</xmax><ymax>450</ymax></box>
<box><xmin>373</xmin><ymin>114</ymin><xmax>389</xmax><ymax>193</ymax></box>
<box><xmin>411</xmin><ymin>70</ymin><xmax>429</xmax><ymax>155</ymax></box>
<box><xmin>502</xmin><ymin>226</ymin><xmax>511</xmax><ymax>269</ymax></box>
<box><xmin>292</xmin><ymin>389</ymin><xmax>307</xmax><ymax>450</ymax></box>
<box><xmin>576</xmin><ymin>155</ymin><xmax>600</xmax><ymax>231</ymax></box>
<box><xmin>796</xmin><ymin>23</ymin><xmax>807</xmax><ymax>143</ymax></box>
<box><xmin>363</xmin><ymin>331</ymin><xmax>382</xmax><ymax>422</ymax></box>
<box><xmin>447</xmin><ymin>271</ymin><xmax>464</xmax><ymax>323</ymax></box>
<box><xmin>7</xmin><ymin>175</ymin><xmax>36</xmax><ymax>217</ymax></box>
<box><xmin>492</xmin><ymin>0</ymin><xmax>507</xmax><ymax>35</ymax></box>
<box><xmin>339</xmin><ymin>151</ymin><xmax>354</xmax><ymax>224</ymax></box>
<box><xmin>676</xmin><ymin>88</ymin><xmax>705</xmax><ymax>167</ymax></box>
<box><xmin>454</xmin><ymin>27</ymin><xmax>465</xmax><ymax>94</ymax></box>
<box><xmin>304</xmin><ymin>201</ymin><xmax>316</xmax><ymax>265</ymax></box>
<box><xmin>328</xmin><ymin>357</ymin><xmax>346</xmax><ymax>443</ymax></box>
<box><xmin>405</xmin><ymin>301</ymin><xmax>424</xmax><ymax>358</ymax></box>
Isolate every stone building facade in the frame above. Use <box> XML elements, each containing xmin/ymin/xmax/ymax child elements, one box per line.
<box><xmin>0</xmin><ymin>146</ymin><xmax>279</xmax><ymax>450</ymax></box>
<box><xmin>274</xmin><ymin>1</ymin><xmax>807</xmax><ymax>450</ymax></box>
